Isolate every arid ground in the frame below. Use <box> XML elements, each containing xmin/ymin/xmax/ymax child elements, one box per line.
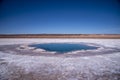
<box><xmin>0</xmin><ymin>34</ymin><xmax>120</xmax><ymax>38</ymax></box>
<box><xmin>0</xmin><ymin>38</ymin><xmax>120</xmax><ymax>80</ymax></box>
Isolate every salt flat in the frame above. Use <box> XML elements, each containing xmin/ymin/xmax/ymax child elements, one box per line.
<box><xmin>0</xmin><ymin>38</ymin><xmax>120</xmax><ymax>80</ymax></box>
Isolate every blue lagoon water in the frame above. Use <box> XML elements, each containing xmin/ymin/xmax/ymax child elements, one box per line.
<box><xmin>30</xmin><ymin>43</ymin><xmax>98</xmax><ymax>53</ymax></box>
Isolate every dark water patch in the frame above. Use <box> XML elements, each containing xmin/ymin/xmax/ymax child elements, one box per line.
<box><xmin>29</xmin><ymin>43</ymin><xmax>98</xmax><ymax>53</ymax></box>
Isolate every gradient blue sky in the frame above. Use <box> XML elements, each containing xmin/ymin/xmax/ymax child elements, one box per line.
<box><xmin>0</xmin><ymin>0</ymin><xmax>120</xmax><ymax>34</ymax></box>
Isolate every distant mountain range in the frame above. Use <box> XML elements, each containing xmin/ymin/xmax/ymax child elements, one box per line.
<box><xmin>0</xmin><ymin>34</ymin><xmax>120</xmax><ymax>39</ymax></box>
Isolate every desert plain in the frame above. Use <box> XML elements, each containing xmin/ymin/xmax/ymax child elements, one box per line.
<box><xmin>0</xmin><ymin>37</ymin><xmax>120</xmax><ymax>80</ymax></box>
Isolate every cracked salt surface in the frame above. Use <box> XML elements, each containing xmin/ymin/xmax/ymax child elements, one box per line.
<box><xmin>0</xmin><ymin>38</ymin><xmax>120</xmax><ymax>80</ymax></box>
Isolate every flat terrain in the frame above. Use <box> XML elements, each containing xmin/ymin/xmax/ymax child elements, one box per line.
<box><xmin>0</xmin><ymin>34</ymin><xmax>120</xmax><ymax>38</ymax></box>
<box><xmin>0</xmin><ymin>38</ymin><xmax>120</xmax><ymax>80</ymax></box>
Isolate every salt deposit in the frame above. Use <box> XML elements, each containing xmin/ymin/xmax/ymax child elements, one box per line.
<box><xmin>0</xmin><ymin>38</ymin><xmax>120</xmax><ymax>80</ymax></box>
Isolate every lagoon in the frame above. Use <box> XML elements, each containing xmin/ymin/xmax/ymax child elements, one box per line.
<box><xmin>30</xmin><ymin>43</ymin><xmax>98</xmax><ymax>53</ymax></box>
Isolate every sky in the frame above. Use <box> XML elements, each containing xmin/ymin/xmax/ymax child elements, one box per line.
<box><xmin>0</xmin><ymin>0</ymin><xmax>120</xmax><ymax>34</ymax></box>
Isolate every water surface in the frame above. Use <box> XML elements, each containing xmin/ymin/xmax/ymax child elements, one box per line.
<box><xmin>30</xmin><ymin>43</ymin><xmax>98</xmax><ymax>53</ymax></box>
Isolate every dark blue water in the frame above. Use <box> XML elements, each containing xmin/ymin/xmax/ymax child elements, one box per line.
<box><xmin>30</xmin><ymin>43</ymin><xmax>98</xmax><ymax>53</ymax></box>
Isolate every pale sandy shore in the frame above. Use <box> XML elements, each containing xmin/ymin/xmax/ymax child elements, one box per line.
<box><xmin>0</xmin><ymin>38</ymin><xmax>120</xmax><ymax>80</ymax></box>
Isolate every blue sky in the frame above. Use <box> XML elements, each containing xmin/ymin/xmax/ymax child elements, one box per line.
<box><xmin>0</xmin><ymin>0</ymin><xmax>120</xmax><ymax>34</ymax></box>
